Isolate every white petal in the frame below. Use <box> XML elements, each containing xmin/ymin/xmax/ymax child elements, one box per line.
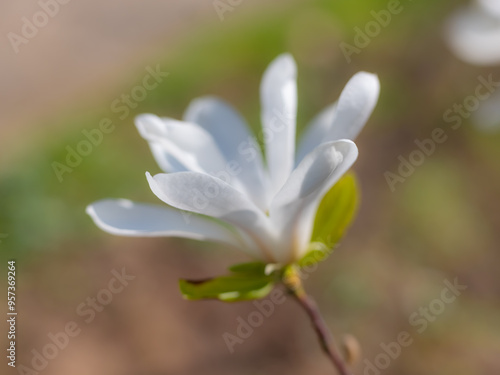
<box><xmin>296</xmin><ymin>102</ymin><xmax>338</xmax><ymax>164</ymax></box>
<box><xmin>184</xmin><ymin>96</ymin><xmax>271</xmax><ymax>210</ymax></box>
<box><xmin>445</xmin><ymin>7</ymin><xmax>500</xmax><ymax>66</ymax></box>
<box><xmin>148</xmin><ymin>142</ymin><xmax>187</xmax><ymax>173</ymax></box>
<box><xmin>270</xmin><ymin>140</ymin><xmax>358</xmax><ymax>263</ymax></box>
<box><xmin>478</xmin><ymin>0</ymin><xmax>500</xmax><ymax>19</ymax></box>
<box><xmin>296</xmin><ymin>72</ymin><xmax>379</xmax><ymax>164</ymax></box>
<box><xmin>146</xmin><ymin>171</ymin><xmax>278</xmax><ymax>262</ymax></box>
<box><xmin>135</xmin><ymin>114</ymin><xmax>228</xmax><ymax>175</ymax></box>
<box><xmin>260</xmin><ymin>53</ymin><xmax>298</xmax><ymax>195</ymax></box>
<box><xmin>86</xmin><ymin>199</ymin><xmax>245</xmax><ymax>250</ymax></box>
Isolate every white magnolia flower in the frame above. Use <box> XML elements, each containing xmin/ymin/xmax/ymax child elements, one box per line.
<box><xmin>445</xmin><ymin>0</ymin><xmax>500</xmax><ymax>66</ymax></box>
<box><xmin>87</xmin><ymin>54</ymin><xmax>379</xmax><ymax>264</ymax></box>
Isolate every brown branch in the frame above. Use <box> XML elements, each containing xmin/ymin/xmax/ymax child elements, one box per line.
<box><xmin>283</xmin><ymin>269</ymin><xmax>353</xmax><ymax>375</ymax></box>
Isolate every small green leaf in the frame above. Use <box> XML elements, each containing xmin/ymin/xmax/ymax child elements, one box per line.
<box><xmin>179</xmin><ymin>274</ymin><xmax>274</xmax><ymax>302</ymax></box>
<box><xmin>297</xmin><ymin>243</ymin><xmax>331</xmax><ymax>268</ymax></box>
<box><xmin>228</xmin><ymin>262</ymin><xmax>267</xmax><ymax>276</ymax></box>
<box><xmin>302</xmin><ymin>174</ymin><xmax>359</xmax><ymax>265</ymax></box>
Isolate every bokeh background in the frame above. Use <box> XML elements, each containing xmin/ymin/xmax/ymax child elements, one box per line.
<box><xmin>1</xmin><ymin>0</ymin><xmax>500</xmax><ymax>374</ymax></box>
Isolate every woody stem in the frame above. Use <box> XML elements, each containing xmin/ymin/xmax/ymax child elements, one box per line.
<box><xmin>283</xmin><ymin>268</ymin><xmax>353</xmax><ymax>375</ymax></box>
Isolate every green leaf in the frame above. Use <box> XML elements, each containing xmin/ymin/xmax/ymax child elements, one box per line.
<box><xmin>301</xmin><ymin>173</ymin><xmax>359</xmax><ymax>265</ymax></box>
<box><xmin>297</xmin><ymin>243</ymin><xmax>331</xmax><ymax>268</ymax></box>
<box><xmin>179</xmin><ymin>274</ymin><xmax>274</xmax><ymax>302</ymax></box>
<box><xmin>228</xmin><ymin>262</ymin><xmax>267</xmax><ymax>275</ymax></box>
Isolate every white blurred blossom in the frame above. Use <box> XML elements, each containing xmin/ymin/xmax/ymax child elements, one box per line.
<box><xmin>445</xmin><ymin>0</ymin><xmax>500</xmax><ymax>130</ymax></box>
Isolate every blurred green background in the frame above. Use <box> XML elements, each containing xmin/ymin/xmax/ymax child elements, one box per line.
<box><xmin>1</xmin><ymin>0</ymin><xmax>499</xmax><ymax>374</ymax></box>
